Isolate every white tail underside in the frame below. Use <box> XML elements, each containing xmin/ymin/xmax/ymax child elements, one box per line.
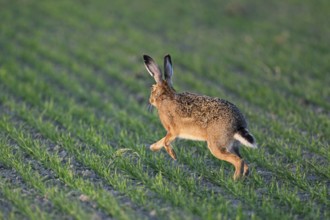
<box><xmin>233</xmin><ymin>133</ymin><xmax>257</xmax><ymax>148</ymax></box>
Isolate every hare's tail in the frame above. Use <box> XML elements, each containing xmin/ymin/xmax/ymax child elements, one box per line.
<box><xmin>234</xmin><ymin>128</ymin><xmax>257</xmax><ymax>148</ymax></box>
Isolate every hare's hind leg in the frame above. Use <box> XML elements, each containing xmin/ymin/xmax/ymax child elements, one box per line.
<box><xmin>207</xmin><ymin>141</ymin><xmax>245</xmax><ymax>180</ymax></box>
<box><xmin>228</xmin><ymin>142</ymin><xmax>249</xmax><ymax>176</ymax></box>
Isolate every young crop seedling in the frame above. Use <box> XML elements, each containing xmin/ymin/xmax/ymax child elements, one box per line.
<box><xmin>143</xmin><ymin>54</ymin><xmax>258</xmax><ymax>180</ymax></box>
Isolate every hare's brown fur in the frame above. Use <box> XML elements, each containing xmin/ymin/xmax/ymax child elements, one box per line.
<box><xmin>144</xmin><ymin>54</ymin><xmax>256</xmax><ymax>180</ymax></box>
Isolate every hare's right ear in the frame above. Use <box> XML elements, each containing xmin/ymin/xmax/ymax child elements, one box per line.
<box><xmin>143</xmin><ymin>55</ymin><xmax>163</xmax><ymax>84</ymax></box>
<box><xmin>164</xmin><ymin>54</ymin><xmax>173</xmax><ymax>88</ymax></box>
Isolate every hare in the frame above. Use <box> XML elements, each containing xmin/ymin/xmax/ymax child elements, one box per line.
<box><xmin>143</xmin><ymin>54</ymin><xmax>257</xmax><ymax>180</ymax></box>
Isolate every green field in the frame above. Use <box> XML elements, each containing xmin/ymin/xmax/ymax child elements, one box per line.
<box><xmin>0</xmin><ymin>0</ymin><xmax>329</xmax><ymax>219</ymax></box>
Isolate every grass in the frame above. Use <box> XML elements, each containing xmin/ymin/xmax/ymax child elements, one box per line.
<box><xmin>0</xmin><ymin>0</ymin><xmax>329</xmax><ymax>219</ymax></box>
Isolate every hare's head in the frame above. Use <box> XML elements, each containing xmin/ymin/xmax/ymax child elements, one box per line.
<box><xmin>143</xmin><ymin>54</ymin><xmax>175</xmax><ymax>107</ymax></box>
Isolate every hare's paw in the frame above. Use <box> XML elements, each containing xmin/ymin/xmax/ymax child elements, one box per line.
<box><xmin>243</xmin><ymin>163</ymin><xmax>249</xmax><ymax>176</ymax></box>
<box><xmin>164</xmin><ymin>145</ymin><xmax>177</xmax><ymax>160</ymax></box>
<box><xmin>150</xmin><ymin>143</ymin><xmax>163</xmax><ymax>152</ymax></box>
<box><xmin>150</xmin><ymin>138</ymin><xmax>166</xmax><ymax>151</ymax></box>
<box><xmin>233</xmin><ymin>160</ymin><xmax>246</xmax><ymax>181</ymax></box>
<box><xmin>233</xmin><ymin>171</ymin><xmax>242</xmax><ymax>181</ymax></box>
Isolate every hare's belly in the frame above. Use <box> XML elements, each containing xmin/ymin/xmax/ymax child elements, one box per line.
<box><xmin>178</xmin><ymin>129</ymin><xmax>206</xmax><ymax>141</ymax></box>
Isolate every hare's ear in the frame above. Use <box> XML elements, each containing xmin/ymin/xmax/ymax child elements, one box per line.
<box><xmin>143</xmin><ymin>55</ymin><xmax>163</xmax><ymax>84</ymax></box>
<box><xmin>164</xmin><ymin>54</ymin><xmax>173</xmax><ymax>88</ymax></box>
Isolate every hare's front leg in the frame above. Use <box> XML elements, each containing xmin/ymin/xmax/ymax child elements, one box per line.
<box><xmin>207</xmin><ymin>141</ymin><xmax>245</xmax><ymax>180</ymax></box>
<box><xmin>150</xmin><ymin>133</ymin><xmax>177</xmax><ymax>160</ymax></box>
<box><xmin>163</xmin><ymin>132</ymin><xmax>177</xmax><ymax>160</ymax></box>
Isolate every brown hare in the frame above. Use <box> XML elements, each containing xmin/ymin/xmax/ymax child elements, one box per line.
<box><xmin>143</xmin><ymin>54</ymin><xmax>257</xmax><ymax>180</ymax></box>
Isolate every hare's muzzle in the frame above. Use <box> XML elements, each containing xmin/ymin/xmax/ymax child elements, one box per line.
<box><xmin>149</xmin><ymin>97</ymin><xmax>156</xmax><ymax>106</ymax></box>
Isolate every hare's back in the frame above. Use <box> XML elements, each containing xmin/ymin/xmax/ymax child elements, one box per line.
<box><xmin>174</xmin><ymin>92</ymin><xmax>247</xmax><ymax>129</ymax></box>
